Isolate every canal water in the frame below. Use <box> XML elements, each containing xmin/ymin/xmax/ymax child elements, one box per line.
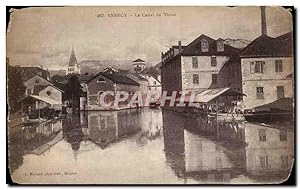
<box><xmin>9</xmin><ymin>108</ymin><xmax>294</xmax><ymax>184</ymax></box>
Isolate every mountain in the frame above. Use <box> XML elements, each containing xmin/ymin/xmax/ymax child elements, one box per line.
<box><xmin>223</xmin><ymin>38</ymin><xmax>251</xmax><ymax>49</ymax></box>
<box><xmin>49</xmin><ymin>69</ymin><xmax>65</xmax><ymax>77</ymax></box>
<box><xmin>79</xmin><ymin>60</ymin><xmax>153</xmax><ymax>75</ymax></box>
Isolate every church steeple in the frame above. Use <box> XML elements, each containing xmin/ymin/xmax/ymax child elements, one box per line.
<box><xmin>66</xmin><ymin>46</ymin><xmax>80</xmax><ymax>75</ymax></box>
<box><xmin>68</xmin><ymin>46</ymin><xmax>78</xmax><ymax>67</ymax></box>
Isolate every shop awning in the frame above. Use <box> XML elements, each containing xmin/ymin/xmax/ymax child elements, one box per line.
<box><xmin>175</xmin><ymin>87</ymin><xmax>246</xmax><ymax>103</ymax></box>
<box><xmin>19</xmin><ymin>95</ymin><xmax>61</xmax><ymax>105</ymax></box>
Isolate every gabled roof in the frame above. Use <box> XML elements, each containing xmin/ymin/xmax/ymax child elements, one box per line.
<box><xmin>180</xmin><ymin>34</ymin><xmax>240</xmax><ymax>56</ymax></box>
<box><xmin>24</xmin><ymin>74</ymin><xmax>54</xmax><ymax>85</ymax></box>
<box><xmin>86</xmin><ymin>71</ymin><xmax>140</xmax><ymax>86</ymax></box>
<box><xmin>19</xmin><ymin>95</ymin><xmax>61</xmax><ymax>105</ymax></box>
<box><xmin>15</xmin><ymin>66</ymin><xmax>50</xmax><ymax>81</ymax></box>
<box><xmin>32</xmin><ymin>84</ymin><xmax>64</xmax><ymax>94</ymax></box>
<box><xmin>142</xmin><ymin>67</ymin><xmax>161</xmax><ymax>82</ymax></box>
<box><xmin>133</xmin><ymin>58</ymin><xmax>145</xmax><ymax>63</ymax></box>
<box><xmin>240</xmin><ymin>32</ymin><xmax>293</xmax><ymax>57</ymax></box>
<box><xmin>78</xmin><ymin>73</ymin><xmax>94</xmax><ymax>83</ymax></box>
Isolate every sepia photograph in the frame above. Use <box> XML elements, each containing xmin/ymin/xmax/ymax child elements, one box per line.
<box><xmin>6</xmin><ymin>6</ymin><xmax>294</xmax><ymax>184</ymax></box>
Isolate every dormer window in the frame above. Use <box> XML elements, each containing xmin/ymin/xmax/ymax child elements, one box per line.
<box><xmin>97</xmin><ymin>78</ymin><xmax>106</xmax><ymax>83</ymax></box>
<box><xmin>200</xmin><ymin>39</ymin><xmax>209</xmax><ymax>52</ymax></box>
<box><xmin>217</xmin><ymin>39</ymin><xmax>224</xmax><ymax>52</ymax></box>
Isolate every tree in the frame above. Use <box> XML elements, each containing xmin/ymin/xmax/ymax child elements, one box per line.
<box><xmin>64</xmin><ymin>75</ymin><xmax>82</xmax><ymax>114</ymax></box>
<box><xmin>7</xmin><ymin>65</ymin><xmax>26</xmax><ymax>113</ymax></box>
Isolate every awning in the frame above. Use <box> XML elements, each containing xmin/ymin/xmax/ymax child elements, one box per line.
<box><xmin>175</xmin><ymin>87</ymin><xmax>246</xmax><ymax>103</ymax></box>
<box><xmin>253</xmin><ymin>98</ymin><xmax>293</xmax><ymax>111</ymax></box>
<box><xmin>19</xmin><ymin>95</ymin><xmax>61</xmax><ymax>105</ymax></box>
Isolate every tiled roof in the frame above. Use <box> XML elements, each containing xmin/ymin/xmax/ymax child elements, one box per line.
<box><xmin>180</xmin><ymin>34</ymin><xmax>240</xmax><ymax>56</ymax></box>
<box><xmin>86</xmin><ymin>71</ymin><xmax>140</xmax><ymax>86</ymax></box>
<box><xmin>15</xmin><ymin>66</ymin><xmax>50</xmax><ymax>81</ymax></box>
<box><xmin>101</xmin><ymin>72</ymin><xmax>140</xmax><ymax>86</ymax></box>
<box><xmin>240</xmin><ymin>32</ymin><xmax>293</xmax><ymax>57</ymax></box>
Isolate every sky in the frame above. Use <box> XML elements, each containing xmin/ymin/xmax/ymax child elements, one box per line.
<box><xmin>6</xmin><ymin>6</ymin><xmax>293</xmax><ymax>70</ymax></box>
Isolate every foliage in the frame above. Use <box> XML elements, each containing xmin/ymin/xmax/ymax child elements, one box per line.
<box><xmin>7</xmin><ymin>65</ymin><xmax>26</xmax><ymax>113</ymax></box>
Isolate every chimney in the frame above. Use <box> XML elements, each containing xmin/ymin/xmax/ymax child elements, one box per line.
<box><xmin>178</xmin><ymin>41</ymin><xmax>182</xmax><ymax>53</ymax></box>
<box><xmin>260</xmin><ymin>6</ymin><xmax>267</xmax><ymax>36</ymax></box>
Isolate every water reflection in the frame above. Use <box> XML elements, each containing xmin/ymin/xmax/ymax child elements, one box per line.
<box><xmin>162</xmin><ymin>110</ymin><xmax>294</xmax><ymax>184</ymax></box>
<box><xmin>8</xmin><ymin>120</ymin><xmax>63</xmax><ymax>173</ymax></box>
<box><xmin>9</xmin><ymin>108</ymin><xmax>294</xmax><ymax>184</ymax></box>
<box><xmin>162</xmin><ymin>110</ymin><xmax>246</xmax><ymax>184</ymax></box>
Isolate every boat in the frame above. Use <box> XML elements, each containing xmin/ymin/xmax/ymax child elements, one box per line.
<box><xmin>244</xmin><ymin>112</ymin><xmax>293</xmax><ymax>123</ymax></box>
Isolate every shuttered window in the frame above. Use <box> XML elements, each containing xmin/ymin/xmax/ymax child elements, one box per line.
<box><xmin>250</xmin><ymin>61</ymin><xmax>266</xmax><ymax>73</ymax></box>
<box><xmin>275</xmin><ymin>60</ymin><xmax>283</xmax><ymax>72</ymax></box>
<box><xmin>192</xmin><ymin>57</ymin><xmax>198</xmax><ymax>68</ymax></box>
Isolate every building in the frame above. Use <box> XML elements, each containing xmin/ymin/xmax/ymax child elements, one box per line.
<box><xmin>19</xmin><ymin>74</ymin><xmax>63</xmax><ymax>115</ymax></box>
<box><xmin>239</xmin><ymin>7</ymin><xmax>294</xmax><ymax>110</ymax></box>
<box><xmin>85</xmin><ymin>68</ymin><xmax>140</xmax><ymax>110</ymax></box>
<box><xmin>66</xmin><ymin>46</ymin><xmax>80</xmax><ymax>75</ymax></box>
<box><xmin>133</xmin><ymin>58</ymin><xmax>146</xmax><ymax>73</ymax></box>
<box><xmin>142</xmin><ymin>66</ymin><xmax>162</xmax><ymax>96</ymax></box>
<box><xmin>161</xmin><ymin>36</ymin><xmax>240</xmax><ymax>95</ymax></box>
<box><xmin>126</xmin><ymin>72</ymin><xmax>150</xmax><ymax>106</ymax></box>
<box><xmin>24</xmin><ymin>75</ymin><xmax>54</xmax><ymax>95</ymax></box>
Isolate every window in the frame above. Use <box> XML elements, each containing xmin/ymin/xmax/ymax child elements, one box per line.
<box><xmin>153</xmin><ymin>81</ymin><xmax>157</xmax><ymax>85</ymax></box>
<box><xmin>281</xmin><ymin>155</ymin><xmax>289</xmax><ymax>169</ymax></box>
<box><xmin>279</xmin><ymin>130</ymin><xmax>287</xmax><ymax>141</ymax></box>
<box><xmin>26</xmin><ymin>88</ymin><xmax>32</xmax><ymax>95</ymax></box>
<box><xmin>193</xmin><ymin>74</ymin><xmax>199</xmax><ymax>85</ymax></box>
<box><xmin>212</xmin><ymin>74</ymin><xmax>218</xmax><ymax>84</ymax></box>
<box><xmin>216</xmin><ymin>157</ymin><xmax>222</xmax><ymax>168</ymax></box>
<box><xmin>192</xmin><ymin>57</ymin><xmax>198</xmax><ymax>68</ymax></box>
<box><xmin>98</xmin><ymin>91</ymin><xmax>104</xmax><ymax>104</ymax></box>
<box><xmin>97</xmin><ymin>78</ymin><xmax>106</xmax><ymax>83</ymax></box>
<box><xmin>46</xmin><ymin>91</ymin><xmax>51</xmax><ymax>96</ymax></box>
<box><xmin>277</xmin><ymin>86</ymin><xmax>285</xmax><ymax>99</ymax></box>
<box><xmin>275</xmin><ymin>60</ymin><xmax>283</xmax><ymax>72</ymax></box>
<box><xmin>256</xmin><ymin>87</ymin><xmax>264</xmax><ymax>99</ymax></box>
<box><xmin>250</xmin><ymin>61</ymin><xmax>265</xmax><ymax>73</ymax></box>
<box><xmin>211</xmin><ymin>56</ymin><xmax>217</xmax><ymax>67</ymax></box>
<box><xmin>217</xmin><ymin>40</ymin><xmax>224</xmax><ymax>52</ymax></box>
<box><xmin>200</xmin><ymin>39</ymin><xmax>209</xmax><ymax>52</ymax></box>
<box><xmin>258</xmin><ymin>129</ymin><xmax>267</xmax><ymax>141</ymax></box>
<box><xmin>259</xmin><ymin>156</ymin><xmax>270</xmax><ymax>169</ymax></box>
<box><xmin>35</xmin><ymin>79</ymin><xmax>39</xmax><ymax>84</ymax></box>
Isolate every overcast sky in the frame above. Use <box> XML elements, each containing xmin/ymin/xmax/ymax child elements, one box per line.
<box><xmin>7</xmin><ymin>6</ymin><xmax>292</xmax><ymax>70</ymax></box>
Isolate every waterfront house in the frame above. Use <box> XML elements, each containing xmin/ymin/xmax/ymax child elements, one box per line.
<box><xmin>239</xmin><ymin>33</ymin><xmax>293</xmax><ymax>111</ymax></box>
<box><xmin>161</xmin><ymin>35</ymin><xmax>240</xmax><ymax>94</ymax></box>
<box><xmin>238</xmin><ymin>7</ymin><xmax>293</xmax><ymax>111</ymax></box>
<box><xmin>85</xmin><ymin>68</ymin><xmax>140</xmax><ymax>110</ymax></box>
<box><xmin>161</xmin><ymin>35</ymin><xmax>243</xmax><ymax>110</ymax></box>
<box><xmin>19</xmin><ymin>74</ymin><xmax>63</xmax><ymax>118</ymax></box>
<box><xmin>24</xmin><ymin>74</ymin><xmax>54</xmax><ymax>95</ymax></box>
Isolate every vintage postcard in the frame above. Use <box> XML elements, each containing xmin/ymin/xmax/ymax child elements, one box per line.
<box><xmin>6</xmin><ymin>6</ymin><xmax>294</xmax><ymax>184</ymax></box>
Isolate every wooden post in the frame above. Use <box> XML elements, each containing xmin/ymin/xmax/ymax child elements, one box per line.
<box><xmin>216</xmin><ymin>98</ymin><xmax>220</xmax><ymax>139</ymax></box>
<box><xmin>38</xmin><ymin>100</ymin><xmax>40</xmax><ymax>122</ymax></box>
